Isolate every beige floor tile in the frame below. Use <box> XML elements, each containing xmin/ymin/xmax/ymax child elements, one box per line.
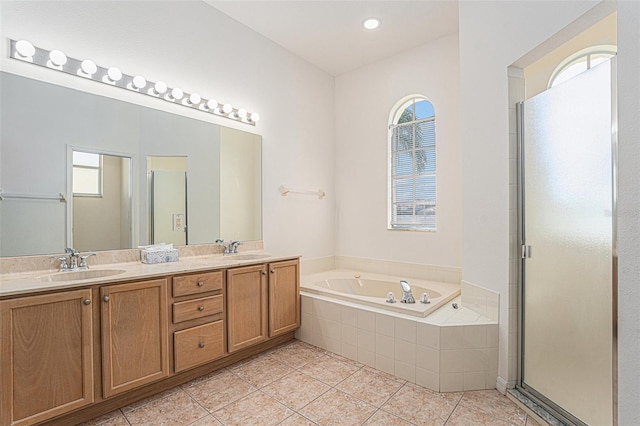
<box><xmin>83</xmin><ymin>341</ymin><xmax>536</xmax><ymax>426</ymax></box>
<box><xmin>278</xmin><ymin>413</ymin><xmax>318</xmax><ymax>425</ymax></box>
<box><xmin>261</xmin><ymin>370</ymin><xmax>331</xmax><ymax>410</ymax></box>
<box><xmin>299</xmin><ymin>388</ymin><xmax>377</xmax><ymax>426</ymax></box>
<box><xmin>77</xmin><ymin>409</ymin><xmax>129</xmax><ymax>426</ymax></box>
<box><xmin>445</xmin><ymin>403</ymin><xmax>512</xmax><ymax>426</ymax></box>
<box><xmin>121</xmin><ymin>387</ymin><xmax>182</xmax><ymax>413</ymax></box>
<box><xmin>382</xmin><ymin>383</ymin><xmax>462</xmax><ymax>425</ymax></box>
<box><xmin>300</xmin><ymin>355</ymin><xmax>361</xmax><ymax>386</ymax></box>
<box><xmin>181</xmin><ymin>368</ymin><xmax>230</xmax><ymax>389</ymax></box>
<box><xmin>363</xmin><ymin>410</ymin><xmax>416</xmax><ymax>425</ymax></box>
<box><xmin>184</xmin><ymin>371</ymin><xmax>257</xmax><ymax>412</ymax></box>
<box><xmin>123</xmin><ymin>389</ymin><xmax>208</xmax><ymax>426</ymax></box>
<box><xmin>268</xmin><ymin>340</ymin><xmax>327</xmax><ymax>369</ymax></box>
<box><xmin>362</xmin><ymin>365</ymin><xmax>407</xmax><ymax>384</ymax></box>
<box><xmin>325</xmin><ymin>351</ymin><xmax>364</xmax><ymax>368</ymax></box>
<box><xmin>232</xmin><ymin>354</ymin><xmax>295</xmax><ymax>388</ymax></box>
<box><xmin>336</xmin><ymin>368</ymin><xmax>405</xmax><ymax>407</ymax></box>
<box><xmin>188</xmin><ymin>415</ymin><xmax>223</xmax><ymax>426</ymax></box>
<box><xmin>213</xmin><ymin>391</ymin><xmax>294</xmax><ymax>426</ymax></box>
<box><xmin>458</xmin><ymin>390</ymin><xmax>527</xmax><ymax>425</ymax></box>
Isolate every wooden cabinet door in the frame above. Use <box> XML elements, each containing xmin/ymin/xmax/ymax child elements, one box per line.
<box><xmin>0</xmin><ymin>289</ymin><xmax>94</xmax><ymax>426</ymax></box>
<box><xmin>226</xmin><ymin>264</ymin><xmax>267</xmax><ymax>353</ymax></box>
<box><xmin>268</xmin><ymin>259</ymin><xmax>300</xmax><ymax>337</ymax></box>
<box><xmin>101</xmin><ymin>279</ymin><xmax>169</xmax><ymax>398</ymax></box>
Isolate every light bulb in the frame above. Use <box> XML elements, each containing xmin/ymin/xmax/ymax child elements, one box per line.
<box><xmin>132</xmin><ymin>75</ymin><xmax>146</xmax><ymax>89</ymax></box>
<box><xmin>249</xmin><ymin>112</ymin><xmax>260</xmax><ymax>122</ymax></box>
<box><xmin>107</xmin><ymin>67</ymin><xmax>122</xmax><ymax>82</ymax></box>
<box><xmin>222</xmin><ymin>103</ymin><xmax>233</xmax><ymax>114</ymax></box>
<box><xmin>188</xmin><ymin>93</ymin><xmax>201</xmax><ymax>105</ymax></box>
<box><xmin>49</xmin><ymin>50</ymin><xmax>67</xmax><ymax>66</ymax></box>
<box><xmin>205</xmin><ymin>99</ymin><xmax>218</xmax><ymax>111</ymax></box>
<box><xmin>80</xmin><ymin>59</ymin><xmax>97</xmax><ymax>75</ymax></box>
<box><xmin>236</xmin><ymin>108</ymin><xmax>247</xmax><ymax>119</ymax></box>
<box><xmin>171</xmin><ymin>87</ymin><xmax>184</xmax><ymax>100</ymax></box>
<box><xmin>362</xmin><ymin>17</ymin><xmax>381</xmax><ymax>30</ymax></box>
<box><xmin>153</xmin><ymin>81</ymin><xmax>167</xmax><ymax>95</ymax></box>
<box><xmin>15</xmin><ymin>40</ymin><xmax>35</xmax><ymax>58</ymax></box>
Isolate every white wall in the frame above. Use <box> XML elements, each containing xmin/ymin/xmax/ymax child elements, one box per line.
<box><xmin>0</xmin><ymin>0</ymin><xmax>335</xmax><ymax>259</ymax></box>
<box><xmin>458</xmin><ymin>0</ymin><xmax>600</xmax><ymax>390</ymax></box>
<box><xmin>334</xmin><ymin>34</ymin><xmax>461</xmax><ymax>268</ymax></box>
<box><xmin>616</xmin><ymin>1</ymin><xmax>640</xmax><ymax>422</ymax></box>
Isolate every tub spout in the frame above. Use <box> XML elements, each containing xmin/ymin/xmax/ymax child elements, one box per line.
<box><xmin>400</xmin><ymin>280</ymin><xmax>415</xmax><ymax>303</ymax></box>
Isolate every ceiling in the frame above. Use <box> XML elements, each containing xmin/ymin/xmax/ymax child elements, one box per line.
<box><xmin>205</xmin><ymin>1</ymin><xmax>459</xmax><ymax>76</ymax></box>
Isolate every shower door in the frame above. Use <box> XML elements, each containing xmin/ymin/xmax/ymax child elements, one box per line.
<box><xmin>518</xmin><ymin>59</ymin><xmax>615</xmax><ymax>425</ymax></box>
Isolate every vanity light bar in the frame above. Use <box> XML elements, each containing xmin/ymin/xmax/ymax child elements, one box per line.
<box><xmin>9</xmin><ymin>39</ymin><xmax>260</xmax><ymax>126</ymax></box>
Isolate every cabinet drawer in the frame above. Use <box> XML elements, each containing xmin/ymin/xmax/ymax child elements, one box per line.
<box><xmin>174</xmin><ymin>321</ymin><xmax>224</xmax><ymax>372</ymax></box>
<box><xmin>173</xmin><ymin>271</ymin><xmax>223</xmax><ymax>297</ymax></box>
<box><xmin>173</xmin><ymin>295</ymin><xmax>223</xmax><ymax>324</ymax></box>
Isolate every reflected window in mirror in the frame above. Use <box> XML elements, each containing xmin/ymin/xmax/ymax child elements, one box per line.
<box><xmin>72</xmin><ymin>151</ymin><xmax>102</xmax><ymax>196</ymax></box>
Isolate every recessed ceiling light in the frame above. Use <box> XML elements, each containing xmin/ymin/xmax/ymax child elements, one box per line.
<box><xmin>362</xmin><ymin>17</ymin><xmax>381</xmax><ymax>30</ymax></box>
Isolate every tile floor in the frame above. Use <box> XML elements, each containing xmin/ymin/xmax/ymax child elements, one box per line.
<box><xmin>81</xmin><ymin>339</ymin><xmax>542</xmax><ymax>426</ymax></box>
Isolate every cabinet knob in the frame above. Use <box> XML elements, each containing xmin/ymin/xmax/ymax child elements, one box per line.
<box><xmin>83</xmin><ymin>298</ymin><xmax>91</xmax><ymax>305</ymax></box>
<box><xmin>103</xmin><ymin>295</ymin><xmax>110</xmax><ymax>302</ymax></box>
<box><xmin>198</xmin><ymin>342</ymin><xmax>205</xmax><ymax>348</ymax></box>
<box><xmin>197</xmin><ymin>281</ymin><xmax>204</xmax><ymax>287</ymax></box>
<box><xmin>261</xmin><ymin>271</ymin><xmax>267</xmax><ymax>275</ymax></box>
<box><xmin>198</xmin><ymin>305</ymin><xmax>205</xmax><ymax>311</ymax></box>
<box><xmin>270</xmin><ymin>269</ymin><xmax>275</xmax><ymax>274</ymax></box>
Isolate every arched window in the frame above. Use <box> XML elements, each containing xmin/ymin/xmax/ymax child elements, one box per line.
<box><xmin>548</xmin><ymin>45</ymin><xmax>616</xmax><ymax>88</ymax></box>
<box><xmin>388</xmin><ymin>97</ymin><xmax>436</xmax><ymax>231</ymax></box>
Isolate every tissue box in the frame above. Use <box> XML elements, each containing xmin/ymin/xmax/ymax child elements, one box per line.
<box><xmin>141</xmin><ymin>248</ymin><xmax>179</xmax><ymax>264</ymax></box>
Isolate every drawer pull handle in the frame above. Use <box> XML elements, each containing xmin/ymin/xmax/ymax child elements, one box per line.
<box><xmin>261</xmin><ymin>270</ymin><xmax>267</xmax><ymax>275</ymax></box>
<box><xmin>103</xmin><ymin>296</ymin><xmax>110</xmax><ymax>302</ymax></box>
<box><xmin>270</xmin><ymin>269</ymin><xmax>275</xmax><ymax>274</ymax></box>
<box><xmin>197</xmin><ymin>281</ymin><xmax>204</xmax><ymax>287</ymax></box>
<box><xmin>198</xmin><ymin>306</ymin><xmax>205</xmax><ymax>311</ymax></box>
<box><xmin>83</xmin><ymin>298</ymin><xmax>91</xmax><ymax>305</ymax></box>
<box><xmin>199</xmin><ymin>342</ymin><xmax>205</xmax><ymax>348</ymax></box>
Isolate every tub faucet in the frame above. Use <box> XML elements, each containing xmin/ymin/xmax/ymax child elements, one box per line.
<box><xmin>400</xmin><ymin>280</ymin><xmax>415</xmax><ymax>304</ymax></box>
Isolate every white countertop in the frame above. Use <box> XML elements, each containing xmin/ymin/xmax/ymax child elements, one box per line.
<box><xmin>0</xmin><ymin>251</ymin><xmax>300</xmax><ymax>297</ymax></box>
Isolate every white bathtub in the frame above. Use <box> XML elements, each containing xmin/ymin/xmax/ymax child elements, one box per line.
<box><xmin>301</xmin><ymin>270</ymin><xmax>460</xmax><ymax>317</ymax></box>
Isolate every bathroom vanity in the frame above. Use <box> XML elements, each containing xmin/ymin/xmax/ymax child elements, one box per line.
<box><xmin>0</xmin><ymin>252</ymin><xmax>300</xmax><ymax>426</ymax></box>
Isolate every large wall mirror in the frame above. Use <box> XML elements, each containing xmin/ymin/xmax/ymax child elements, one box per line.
<box><xmin>0</xmin><ymin>72</ymin><xmax>262</xmax><ymax>257</ymax></box>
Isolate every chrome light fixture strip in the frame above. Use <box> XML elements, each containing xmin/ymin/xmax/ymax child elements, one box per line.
<box><xmin>9</xmin><ymin>39</ymin><xmax>259</xmax><ymax>126</ymax></box>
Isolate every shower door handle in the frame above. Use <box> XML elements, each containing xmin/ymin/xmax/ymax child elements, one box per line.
<box><xmin>521</xmin><ymin>245</ymin><xmax>532</xmax><ymax>259</ymax></box>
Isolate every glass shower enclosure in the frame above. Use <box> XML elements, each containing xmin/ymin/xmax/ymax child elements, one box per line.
<box><xmin>517</xmin><ymin>59</ymin><xmax>616</xmax><ymax>425</ymax></box>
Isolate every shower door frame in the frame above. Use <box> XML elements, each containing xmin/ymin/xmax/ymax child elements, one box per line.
<box><xmin>515</xmin><ymin>58</ymin><xmax>618</xmax><ymax>426</ymax></box>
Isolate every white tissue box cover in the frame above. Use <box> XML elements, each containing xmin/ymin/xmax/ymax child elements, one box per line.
<box><xmin>141</xmin><ymin>248</ymin><xmax>179</xmax><ymax>264</ymax></box>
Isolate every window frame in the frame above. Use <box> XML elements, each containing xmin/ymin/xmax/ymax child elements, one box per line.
<box><xmin>387</xmin><ymin>96</ymin><xmax>437</xmax><ymax>232</ymax></box>
<box><xmin>548</xmin><ymin>45</ymin><xmax>616</xmax><ymax>89</ymax></box>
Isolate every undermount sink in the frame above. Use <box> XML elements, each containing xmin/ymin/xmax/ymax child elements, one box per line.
<box><xmin>40</xmin><ymin>269</ymin><xmax>126</xmax><ymax>282</ymax></box>
<box><xmin>227</xmin><ymin>254</ymin><xmax>271</xmax><ymax>261</ymax></box>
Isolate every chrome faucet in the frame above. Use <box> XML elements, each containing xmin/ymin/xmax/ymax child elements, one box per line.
<box><xmin>51</xmin><ymin>248</ymin><xmax>96</xmax><ymax>271</ymax></box>
<box><xmin>229</xmin><ymin>240</ymin><xmax>242</xmax><ymax>254</ymax></box>
<box><xmin>65</xmin><ymin>247</ymin><xmax>80</xmax><ymax>269</ymax></box>
<box><xmin>215</xmin><ymin>239</ymin><xmax>242</xmax><ymax>255</ymax></box>
<box><xmin>400</xmin><ymin>280</ymin><xmax>416</xmax><ymax>304</ymax></box>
